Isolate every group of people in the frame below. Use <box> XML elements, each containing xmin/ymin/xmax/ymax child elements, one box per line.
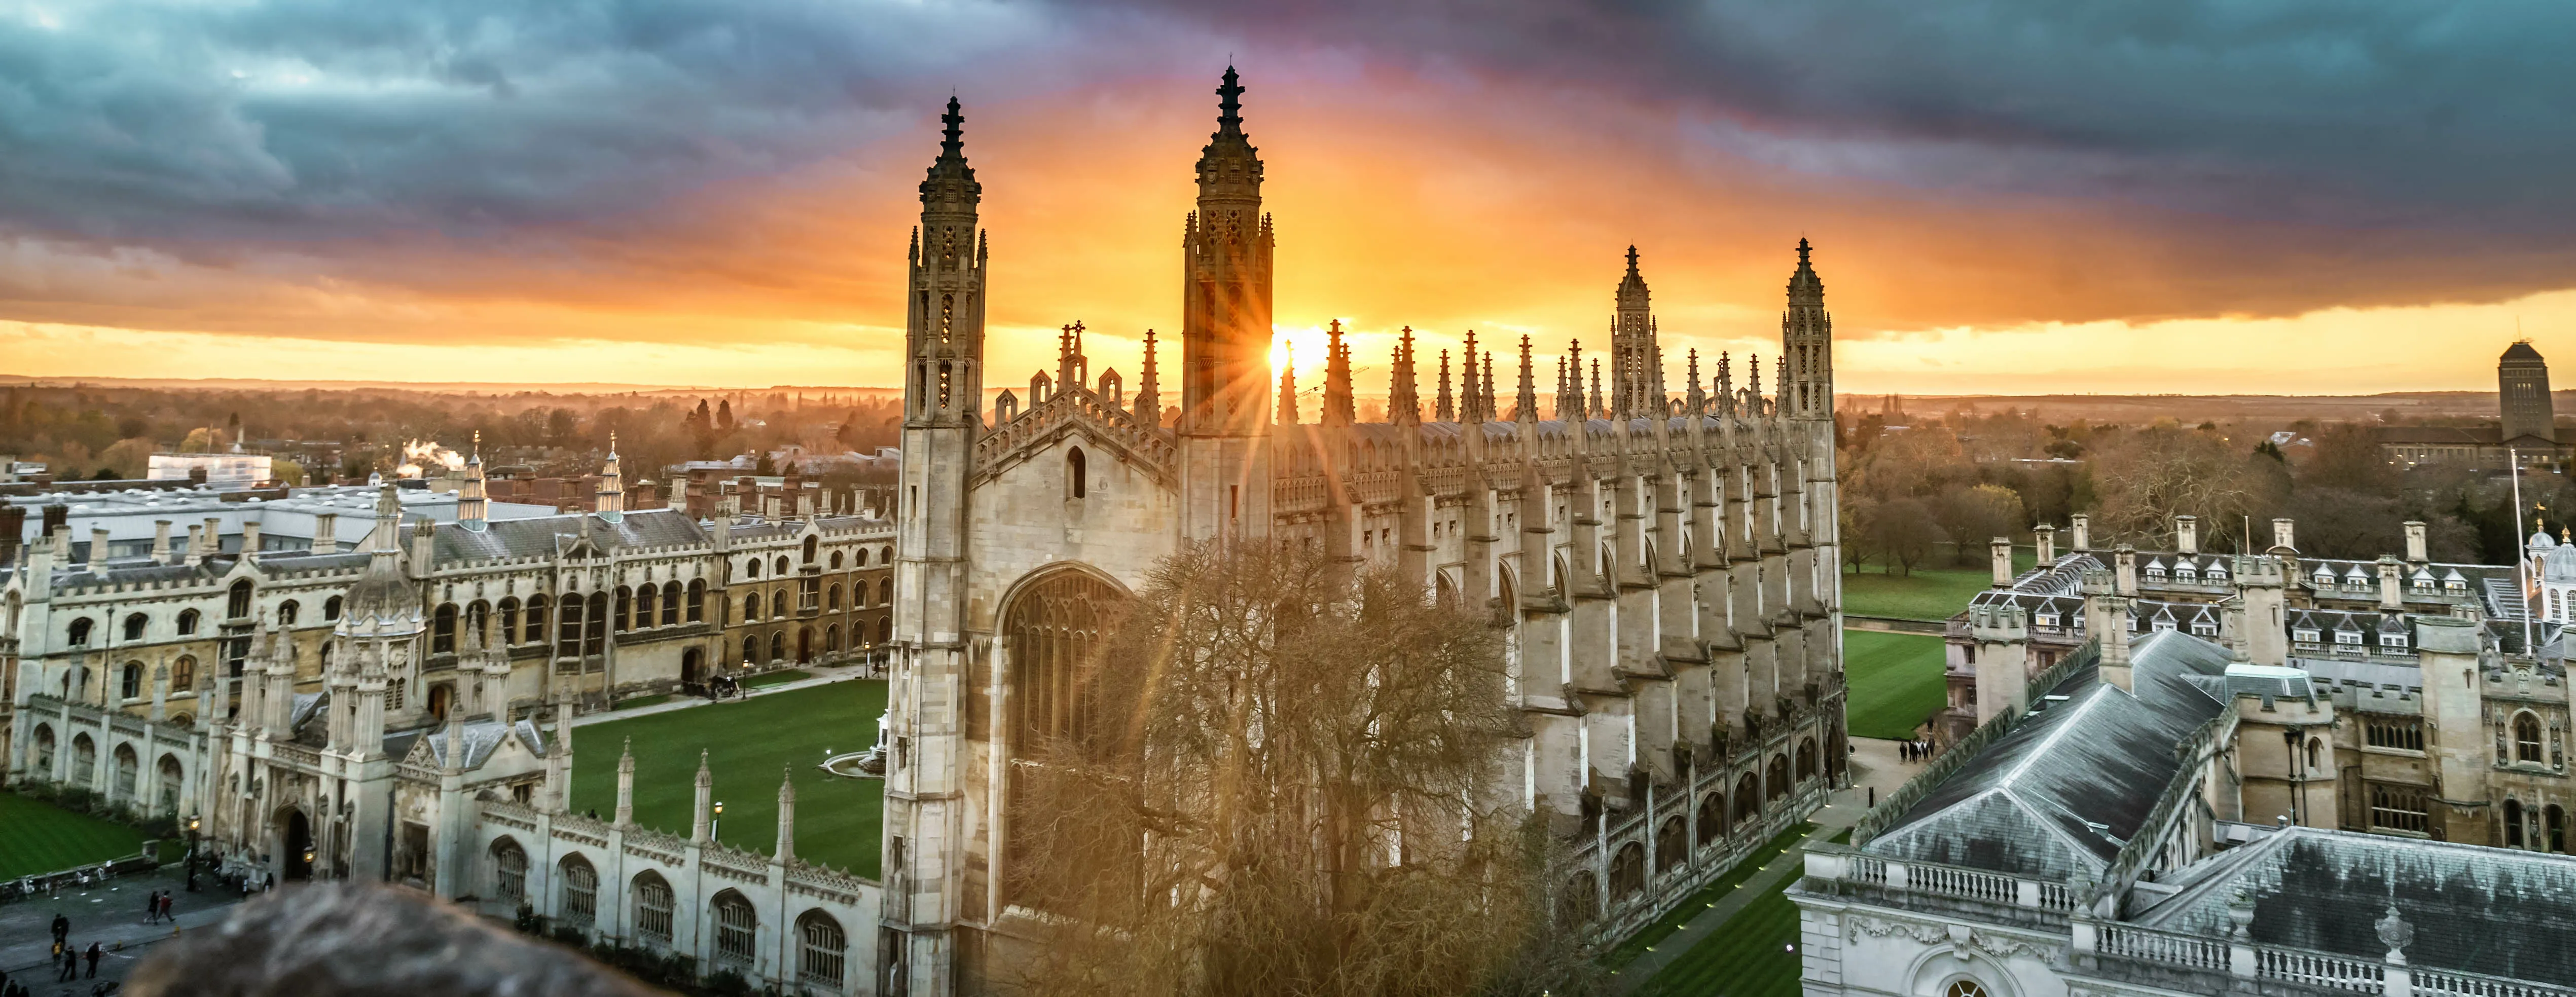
<box><xmin>1898</xmin><ymin>738</ymin><xmax>1939</xmax><ymax>764</ymax></box>
<box><xmin>141</xmin><ymin>891</ymin><xmax>175</xmax><ymax>924</ymax></box>
<box><xmin>702</xmin><ymin>674</ymin><xmax>746</xmax><ymax>700</ymax></box>
<box><xmin>35</xmin><ymin>912</ymin><xmax>106</xmax><ymax>986</ymax></box>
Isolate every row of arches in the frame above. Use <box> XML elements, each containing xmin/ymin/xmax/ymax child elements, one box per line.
<box><xmin>26</xmin><ymin>723</ymin><xmax>188</xmax><ymax>815</ymax></box>
<box><xmin>487</xmin><ymin>841</ymin><xmax>848</xmax><ymax>986</ymax></box>
<box><xmin>730</xmin><ymin>619</ymin><xmax>894</xmax><ymax>668</ymax></box>
<box><xmin>1570</xmin><ymin>735</ymin><xmax>1835</xmax><ymax>925</ymax></box>
<box><xmin>63</xmin><ymin>585</ymin><xmax>344</xmax><ymax>647</ymax></box>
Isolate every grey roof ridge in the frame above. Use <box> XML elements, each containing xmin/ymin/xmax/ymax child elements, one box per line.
<box><xmin>1994</xmin><ymin>689</ymin><xmax>2128</xmax><ymax>868</ymax></box>
<box><xmin>2128</xmin><ymin>829</ymin><xmax>2297</xmax><ymax>928</ymax></box>
<box><xmin>1868</xmin><ymin>683</ymin><xmax>2122</xmax><ymax>859</ymax></box>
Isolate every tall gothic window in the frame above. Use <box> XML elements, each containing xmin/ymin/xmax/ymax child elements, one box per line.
<box><xmin>1001</xmin><ymin>571</ymin><xmax>1127</xmax><ymax>905</ymax></box>
<box><xmin>711</xmin><ymin>892</ymin><xmax>757</xmax><ymax>967</ymax></box>
<box><xmin>632</xmin><ymin>872</ymin><xmax>674</xmax><ymax>946</ymax></box>
<box><xmin>2519</xmin><ymin>713</ymin><xmax>2546</xmax><ymax>763</ymax></box>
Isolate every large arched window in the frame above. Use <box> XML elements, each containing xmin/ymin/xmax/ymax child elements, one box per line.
<box><xmin>498</xmin><ymin>598</ymin><xmax>521</xmax><ymax>643</ymax></box>
<box><xmin>177</xmin><ymin>609</ymin><xmax>201</xmax><ymax>635</ymax></box>
<box><xmin>555</xmin><ymin>599</ymin><xmax>583</xmax><ymax>659</ymax></box>
<box><xmin>803</xmin><ymin>536</ymin><xmax>819</xmax><ymax>564</ymax></box>
<box><xmin>1609</xmin><ymin>842</ymin><xmax>1646</xmax><ymax>900</ymax></box>
<box><xmin>1697</xmin><ymin>792</ymin><xmax>1726</xmax><ymax>846</ymax></box>
<box><xmin>2517</xmin><ymin>713</ymin><xmax>2545</xmax><ymax>763</ymax></box>
<box><xmin>634</xmin><ymin>585</ymin><xmax>654</xmax><ymax>629</ymax></box>
<box><xmin>432</xmin><ymin>604</ymin><xmax>458</xmax><ymax>654</ymax></box>
<box><xmin>745</xmin><ymin>592</ymin><xmax>763</xmax><ymax>621</ymax></box>
<box><xmin>1655</xmin><ymin>817</ymin><xmax>1686</xmax><ymax>873</ymax></box>
<box><xmin>68</xmin><ymin>617</ymin><xmax>94</xmax><ymax>646</ymax></box>
<box><xmin>744</xmin><ymin>558</ymin><xmax>760</xmax><ymax>579</ymax></box>
<box><xmin>490</xmin><ymin>839</ymin><xmax>528</xmax><ymax>903</ymax></box>
<box><xmin>797</xmin><ymin>910</ymin><xmax>847</xmax><ymax>986</ymax></box>
<box><xmin>632</xmin><ymin>872</ymin><xmax>675</xmax><ymax>946</ymax></box>
<box><xmin>171</xmin><ymin>656</ymin><xmax>197</xmax><ymax>694</ymax></box>
<box><xmin>557</xmin><ymin>854</ymin><xmax>598</xmax><ymax>929</ymax></box>
<box><xmin>879</xmin><ymin>578</ymin><xmax>893</xmax><ymax>604</ymax></box>
<box><xmin>525</xmin><ymin>595</ymin><xmax>550</xmax><ymax>645</ymax></box>
<box><xmin>322</xmin><ymin>596</ymin><xmax>342</xmax><ymax>621</ymax></box>
<box><xmin>123</xmin><ymin>613</ymin><xmax>149</xmax><ymax>642</ymax></box>
<box><xmin>711</xmin><ymin>891</ymin><xmax>757</xmax><ymax>968</ymax></box>
<box><xmin>827</xmin><ymin>583</ymin><xmax>841</xmax><ymax>611</ymax></box>
<box><xmin>775</xmin><ymin>555</ymin><xmax>790</xmax><ymax>576</ymax></box>
<box><xmin>227</xmin><ymin>579</ymin><xmax>255</xmax><ymax>619</ymax></box>
<box><xmin>584</xmin><ymin>592</ymin><xmax>608</xmax><ymax>655</ymax></box>
<box><xmin>663</xmin><ymin>581</ymin><xmax>683</xmax><ymax>625</ymax></box>
<box><xmin>830</xmin><ymin>549</ymin><xmax>845</xmax><ymax>570</ymax></box>
<box><xmin>1002</xmin><ymin>570</ymin><xmax>1128</xmax><ymax>899</ymax></box>
<box><xmin>2508</xmin><ymin>799</ymin><xmax>2527</xmax><ymax>847</ymax></box>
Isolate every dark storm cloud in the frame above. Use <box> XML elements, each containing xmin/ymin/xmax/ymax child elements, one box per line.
<box><xmin>0</xmin><ymin>0</ymin><xmax>1070</xmax><ymax>250</ymax></box>
<box><xmin>3</xmin><ymin>0</ymin><xmax>2568</xmax><ymax>270</ymax></box>
<box><xmin>1150</xmin><ymin>0</ymin><xmax>2576</xmax><ymax>234</ymax></box>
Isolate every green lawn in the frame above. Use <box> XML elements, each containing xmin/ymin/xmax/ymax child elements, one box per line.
<box><xmin>1841</xmin><ymin>547</ymin><xmax>2036</xmax><ymax>621</ymax></box>
<box><xmin>570</xmin><ymin>679</ymin><xmax>887</xmax><ymax>878</ymax></box>
<box><xmin>743</xmin><ymin>669</ymin><xmax>813</xmax><ymax>689</ymax></box>
<box><xmin>1631</xmin><ymin>829</ymin><xmax>1849</xmax><ymax>997</ymax></box>
<box><xmin>1842</xmin><ymin>630</ymin><xmax>1949</xmax><ymax>741</ymax></box>
<box><xmin>1634</xmin><ymin>875</ymin><xmax>1803</xmax><ymax>995</ymax></box>
<box><xmin>0</xmin><ymin>793</ymin><xmax>149</xmax><ymax>879</ymax></box>
<box><xmin>612</xmin><ymin>694</ymin><xmax>672</xmax><ymax>711</ymax></box>
<box><xmin>1604</xmin><ymin>823</ymin><xmax>1816</xmax><ymax>970</ymax></box>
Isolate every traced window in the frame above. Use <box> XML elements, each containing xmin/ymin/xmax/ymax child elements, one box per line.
<box><xmin>799</xmin><ymin>910</ymin><xmax>847</xmax><ymax>987</ymax></box>
<box><xmin>712</xmin><ymin>892</ymin><xmax>757</xmax><ymax>967</ymax></box>
<box><xmin>633</xmin><ymin>872</ymin><xmax>674</xmax><ymax>946</ymax></box>
<box><xmin>557</xmin><ymin>855</ymin><xmax>598</xmax><ymax>929</ymax></box>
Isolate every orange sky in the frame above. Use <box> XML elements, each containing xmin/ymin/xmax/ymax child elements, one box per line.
<box><xmin>3</xmin><ymin>44</ymin><xmax>2568</xmax><ymax>395</ymax></box>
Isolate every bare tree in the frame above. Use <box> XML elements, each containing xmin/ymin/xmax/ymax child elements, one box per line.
<box><xmin>1003</xmin><ymin>541</ymin><xmax>1605</xmax><ymax>997</ymax></box>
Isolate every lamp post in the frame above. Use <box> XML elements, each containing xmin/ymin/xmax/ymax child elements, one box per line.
<box><xmin>185</xmin><ymin>814</ymin><xmax>202</xmax><ymax>893</ymax></box>
<box><xmin>712</xmin><ymin>801</ymin><xmax>723</xmax><ymax>843</ymax></box>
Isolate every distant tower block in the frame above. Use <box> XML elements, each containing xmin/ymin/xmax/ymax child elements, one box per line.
<box><xmin>2500</xmin><ymin>340</ymin><xmax>2556</xmax><ymax>444</ymax></box>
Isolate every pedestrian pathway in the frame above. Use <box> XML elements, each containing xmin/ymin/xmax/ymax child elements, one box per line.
<box><xmin>1612</xmin><ymin>794</ymin><xmax>1868</xmax><ymax>994</ymax></box>
<box><xmin>573</xmin><ymin>661</ymin><xmax>880</xmax><ymax>727</ymax></box>
<box><xmin>0</xmin><ymin>866</ymin><xmax>243</xmax><ymax>990</ymax></box>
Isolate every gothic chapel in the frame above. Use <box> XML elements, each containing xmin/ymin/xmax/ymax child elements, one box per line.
<box><xmin>880</xmin><ymin>69</ymin><xmax>1850</xmax><ymax>994</ymax></box>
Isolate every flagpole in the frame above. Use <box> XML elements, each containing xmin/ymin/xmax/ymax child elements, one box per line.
<box><xmin>2513</xmin><ymin>446</ymin><xmax>2533</xmax><ymax>651</ymax></box>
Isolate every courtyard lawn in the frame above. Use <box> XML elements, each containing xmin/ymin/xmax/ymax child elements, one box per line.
<box><xmin>1842</xmin><ymin>630</ymin><xmax>1950</xmax><ymax>741</ymax></box>
<box><xmin>1603</xmin><ymin>823</ymin><xmax>1815</xmax><ymax>971</ymax></box>
<box><xmin>570</xmin><ymin>679</ymin><xmax>887</xmax><ymax>878</ymax></box>
<box><xmin>742</xmin><ymin>669</ymin><xmax>813</xmax><ymax>689</ymax></box>
<box><xmin>1841</xmin><ymin>547</ymin><xmax>2036</xmax><ymax>621</ymax></box>
<box><xmin>0</xmin><ymin>793</ymin><xmax>149</xmax><ymax>879</ymax></box>
<box><xmin>1631</xmin><ymin>829</ymin><xmax>1849</xmax><ymax>997</ymax></box>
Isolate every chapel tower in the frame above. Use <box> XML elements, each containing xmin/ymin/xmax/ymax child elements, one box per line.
<box><xmin>1611</xmin><ymin>246</ymin><xmax>1661</xmax><ymax>416</ymax></box>
<box><xmin>1178</xmin><ymin>66</ymin><xmax>1275</xmax><ymax>540</ymax></box>
<box><xmin>885</xmin><ymin>95</ymin><xmax>986</xmax><ymax>997</ymax></box>
<box><xmin>1783</xmin><ymin>238</ymin><xmax>1834</xmax><ymax>423</ymax></box>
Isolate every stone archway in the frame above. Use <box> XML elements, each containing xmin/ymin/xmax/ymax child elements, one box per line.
<box><xmin>996</xmin><ymin>565</ymin><xmax>1131</xmax><ymax>911</ymax></box>
<box><xmin>281</xmin><ymin>808</ymin><xmax>315</xmax><ymax>881</ymax></box>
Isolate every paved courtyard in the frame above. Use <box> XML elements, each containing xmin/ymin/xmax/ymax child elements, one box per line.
<box><xmin>0</xmin><ymin>866</ymin><xmax>242</xmax><ymax>993</ymax></box>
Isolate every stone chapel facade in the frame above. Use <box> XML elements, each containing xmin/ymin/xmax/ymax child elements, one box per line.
<box><xmin>878</xmin><ymin>70</ymin><xmax>1852</xmax><ymax>994</ymax></box>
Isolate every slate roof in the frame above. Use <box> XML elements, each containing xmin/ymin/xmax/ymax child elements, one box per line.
<box><xmin>433</xmin><ymin>508</ymin><xmax>707</xmax><ymax>562</ymax></box>
<box><xmin>1864</xmin><ymin>629</ymin><xmax>2234</xmax><ymax>879</ymax></box>
<box><xmin>2135</xmin><ymin>827</ymin><xmax>2576</xmax><ymax>987</ymax></box>
<box><xmin>418</xmin><ymin>718</ymin><xmax>548</xmax><ymax>769</ymax></box>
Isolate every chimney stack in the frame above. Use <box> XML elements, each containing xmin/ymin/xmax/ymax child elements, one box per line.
<box><xmin>201</xmin><ymin>516</ymin><xmax>220</xmax><ymax>559</ymax></box>
<box><xmin>1991</xmin><ymin>536</ymin><xmax>2015</xmax><ymax>588</ymax></box>
<box><xmin>2083</xmin><ymin>568</ymin><xmax>2133</xmax><ymax>694</ymax></box>
<box><xmin>2175</xmin><ymin>514</ymin><xmax>2199</xmax><ymax>556</ymax></box>
<box><xmin>2404</xmin><ymin>521</ymin><xmax>2427</xmax><ymax>565</ymax></box>
<box><xmin>2115</xmin><ymin>545</ymin><xmax>2138</xmax><ymax>598</ymax></box>
<box><xmin>2272</xmin><ymin>518</ymin><xmax>2296</xmax><ymax>552</ymax></box>
<box><xmin>88</xmin><ymin>527</ymin><xmax>110</xmax><ymax>568</ymax></box>
<box><xmin>0</xmin><ymin>505</ymin><xmax>23</xmax><ymax>567</ymax></box>
<box><xmin>312</xmin><ymin>512</ymin><xmax>338</xmax><ymax>555</ymax></box>
<box><xmin>240</xmin><ymin>520</ymin><xmax>261</xmax><ymax>562</ymax></box>
<box><xmin>2070</xmin><ymin>513</ymin><xmax>2091</xmax><ymax>551</ymax></box>
<box><xmin>2379</xmin><ymin>555</ymin><xmax>2404</xmax><ymax>610</ymax></box>
<box><xmin>184</xmin><ymin>524</ymin><xmax>204</xmax><ymax>562</ymax></box>
<box><xmin>152</xmin><ymin>520</ymin><xmax>172</xmax><ymax>565</ymax></box>
<box><xmin>2035</xmin><ymin>524</ymin><xmax>2057</xmax><ymax>566</ymax></box>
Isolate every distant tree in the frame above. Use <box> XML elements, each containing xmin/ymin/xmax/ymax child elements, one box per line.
<box><xmin>2088</xmin><ymin>426</ymin><xmax>2258</xmax><ymax>547</ymax></box>
<box><xmin>753</xmin><ymin>452</ymin><xmax>776</xmax><ymax>476</ymax></box>
<box><xmin>272</xmin><ymin>459</ymin><xmax>308</xmax><ymax>487</ymax></box>
<box><xmin>97</xmin><ymin>437</ymin><xmax>156</xmax><ymax>479</ymax></box>
<box><xmin>715</xmin><ymin>399</ymin><xmax>736</xmax><ymax>434</ymax></box>
<box><xmin>545</xmin><ymin>408</ymin><xmax>578</xmax><ymax>445</ymax></box>
<box><xmin>1866</xmin><ymin>498</ymin><xmax>1947</xmax><ymax>576</ymax></box>
<box><xmin>1938</xmin><ymin>484</ymin><xmax>2026</xmax><ymax>566</ymax></box>
<box><xmin>180</xmin><ymin>427</ymin><xmax>216</xmax><ymax>453</ymax></box>
<box><xmin>2299</xmin><ymin>423</ymin><xmax>2398</xmax><ymax>496</ymax></box>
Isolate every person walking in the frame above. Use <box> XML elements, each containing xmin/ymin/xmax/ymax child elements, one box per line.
<box><xmin>85</xmin><ymin>940</ymin><xmax>103</xmax><ymax>979</ymax></box>
<box><xmin>145</xmin><ymin>889</ymin><xmax>161</xmax><ymax>923</ymax></box>
<box><xmin>161</xmin><ymin>892</ymin><xmax>176</xmax><ymax>922</ymax></box>
<box><xmin>51</xmin><ymin>912</ymin><xmax>69</xmax><ymax>946</ymax></box>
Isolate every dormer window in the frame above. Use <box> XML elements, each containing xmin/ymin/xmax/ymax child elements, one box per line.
<box><xmin>2146</xmin><ymin>566</ymin><xmax>2168</xmax><ymax>581</ymax></box>
<box><xmin>2336</xmin><ymin>631</ymin><xmax>2364</xmax><ymax>646</ymax></box>
<box><xmin>2208</xmin><ymin>564</ymin><xmax>2229</xmax><ymax>581</ymax></box>
<box><xmin>2445</xmin><ymin>578</ymin><xmax>2469</xmax><ymax>593</ymax></box>
<box><xmin>2314</xmin><ymin>569</ymin><xmax>2336</xmax><ymax>586</ymax></box>
<box><xmin>2294</xmin><ymin>628</ymin><xmax>2321</xmax><ymax>644</ymax></box>
<box><xmin>2037</xmin><ymin>613</ymin><xmax>2059</xmax><ymax>628</ymax></box>
<box><xmin>2190</xmin><ymin>620</ymin><xmax>2218</xmax><ymax>637</ymax></box>
<box><xmin>2382</xmin><ymin>634</ymin><xmax>2410</xmax><ymax>650</ymax></box>
<box><xmin>2413</xmin><ymin>577</ymin><xmax>2436</xmax><ymax>592</ymax></box>
<box><xmin>2176</xmin><ymin>565</ymin><xmax>2199</xmax><ymax>582</ymax></box>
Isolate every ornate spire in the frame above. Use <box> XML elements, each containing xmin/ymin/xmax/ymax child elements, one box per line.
<box><xmin>1276</xmin><ymin>340</ymin><xmax>1299</xmax><ymax>426</ymax></box>
<box><xmin>1217</xmin><ymin>65</ymin><xmax>1246</xmax><ymax>138</ymax></box>
<box><xmin>1588</xmin><ymin>359</ymin><xmax>1605</xmax><ymax>419</ymax></box>
<box><xmin>1435</xmin><ymin>349</ymin><xmax>1455</xmax><ymax>422</ymax></box>
<box><xmin>1461</xmin><ymin>330</ymin><xmax>1482</xmax><ymax>423</ymax></box>
<box><xmin>1715</xmin><ymin>351</ymin><xmax>1735</xmax><ymax>416</ymax></box>
<box><xmin>1324</xmin><ymin>319</ymin><xmax>1355</xmax><ymax>427</ymax></box>
<box><xmin>1390</xmin><ymin>326</ymin><xmax>1420</xmax><ymax>426</ymax></box>
<box><xmin>922</xmin><ymin>96</ymin><xmax>976</xmax><ymax>192</ymax></box>
<box><xmin>1554</xmin><ymin>356</ymin><xmax>1570</xmax><ymax>420</ymax></box>
<box><xmin>1515</xmin><ymin>335</ymin><xmax>1537</xmax><ymax>422</ymax></box>
<box><xmin>1685</xmin><ymin>349</ymin><xmax>1706</xmax><ymax>415</ymax></box>
<box><xmin>1781</xmin><ymin>236</ymin><xmax>1833</xmax><ymax>421</ymax></box>
<box><xmin>1748</xmin><ymin>352</ymin><xmax>1763</xmax><ymax>412</ymax></box>
<box><xmin>1480</xmin><ymin>352</ymin><xmax>1496</xmax><ymax>422</ymax></box>
<box><xmin>1135</xmin><ymin>328</ymin><xmax>1161</xmax><ymax>426</ymax></box>
<box><xmin>1612</xmin><ymin>245</ymin><xmax>1657</xmax><ymax>418</ymax></box>
<box><xmin>1563</xmin><ymin>339</ymin><xmax>1586</xmax><ymax>419</ymax></box>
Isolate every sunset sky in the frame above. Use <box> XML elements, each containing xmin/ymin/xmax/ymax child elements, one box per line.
<box><xmin>2</xmin><ymin>1</ymin><xmax>2571</xmax><ymax>395</ymax></box>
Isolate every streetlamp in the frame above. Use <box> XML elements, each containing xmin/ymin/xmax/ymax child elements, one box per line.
<box><xmin>712</xmin><ymin>801</ymin><xmax>723</xmax><ymax>843</ymax></box>
<box><xmin>185</xmin><ymin>814</ymin><xmax>202</xmax><ymax>893</ymax></box>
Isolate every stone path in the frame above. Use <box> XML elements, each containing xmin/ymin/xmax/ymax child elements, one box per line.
<box><xmin>0</xmin><ymin>866</ymin><xmax>244</xmax><ymax>992</ymax></box>
<box><xmin>573</xmin><ymin>660</ymin><xmax>881</xmax><ymax>727</ymax></box>
<box><xmin>1611</xmin><ymin>793</ymin><xmax>1871</xmax><ymax>994</ymax></box>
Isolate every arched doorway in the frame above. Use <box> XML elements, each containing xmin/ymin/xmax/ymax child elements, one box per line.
<box><xmin>682</xmin><ymin>648</ymin><xmax>704</xmax><ymax>687</ymax></box>
<box><xmin>1000</xmin><ymin>569</ymin><xmax>1128</xmax><ymax>907</ymax></box>
<box><xmin>282</xmin><ymin>809</ymin><xmax>315</xmax><ymax>881</ymax></box>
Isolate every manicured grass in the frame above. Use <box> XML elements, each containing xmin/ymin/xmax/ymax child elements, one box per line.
<box><xmin>1604</xmin><ymin>823</ymin><xmax>1816</xmax><ymax>970</ymax></box>
<box><xmin>570</xmin><ymin>680</ymin><xmax>887</xmax><ymax>877</ymax></box>
<box><xmin>0</xmin><ymin>793</ymin><xmax>150</xmax><ymax>879</ymax></box>
<box><xmin>1632</xmin><ymin>875</ymin><xmax>1804</xmax><ymax>996</ymax></box>
<box><xmin>1842</xmin><ymin>630</ymin><xmax>1950</xmax><ymax>741</ymax></box>
<box><xmin>742</xmin><ymin>669</ymin><xmax>813</xmax><ymax>689</ymax></box>
<box><xmin>1841</xmin><ymin>547</ymin><xmax>2036</xmax><ymax>621</ymax></box>
<box><xmin>612</xmin><ymin>694</ymin><xmax>672</xmax><ymax>711</ymax></box>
